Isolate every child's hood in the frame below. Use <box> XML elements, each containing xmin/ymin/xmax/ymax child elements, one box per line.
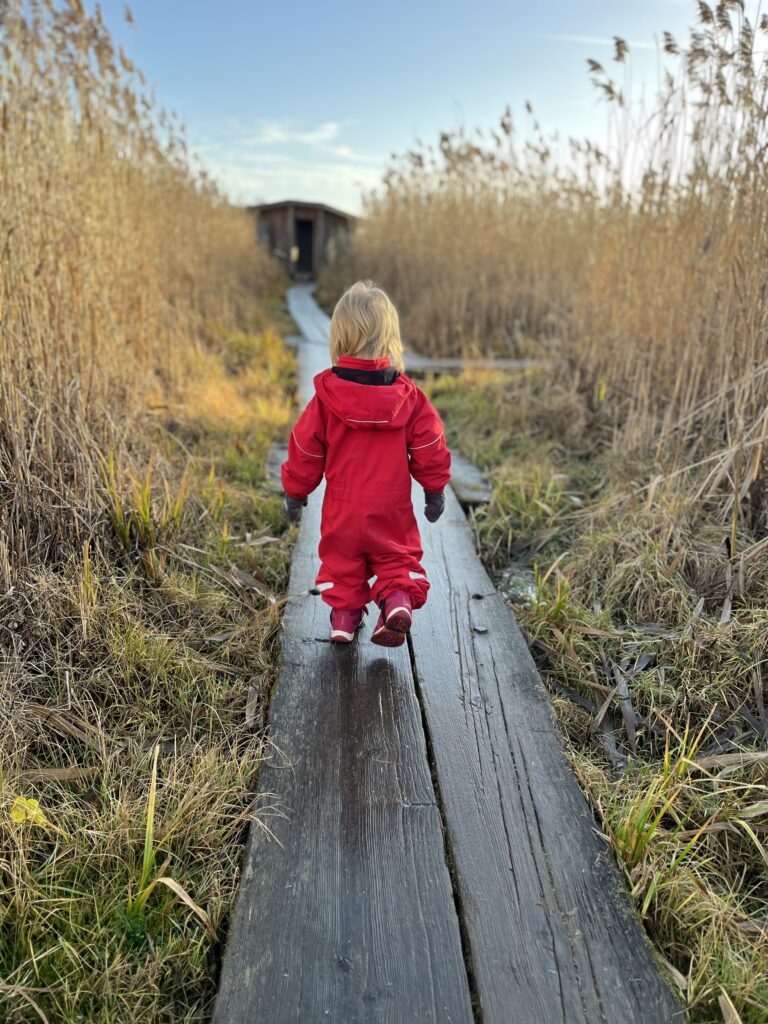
<box><xmin>313</xmin><ymin>358</ymin><xmax>419</xmax><ymax>431</ymax></box>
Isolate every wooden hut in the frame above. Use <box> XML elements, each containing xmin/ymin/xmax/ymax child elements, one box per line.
<box><xmin>249</xmin><ymin>200</ymin><xmax>357</xmax><ymax>278</ymax></box>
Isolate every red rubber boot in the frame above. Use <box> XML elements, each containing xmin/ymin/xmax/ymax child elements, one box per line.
<box><xmin>330</xmin><ymin>607</ymin><xmax>366</xmax><ymax>644</ymax></box>
<box><xmin>370</xmin><ymin>612</ymin><xmax>406</xmax><ymax>647</ymax></box>
<box><xmin>382</xmin><ymin>590</ymin><xmax>413</xmax><ymax>633</ymax></box>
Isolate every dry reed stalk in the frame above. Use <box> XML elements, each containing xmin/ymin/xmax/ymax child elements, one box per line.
<box><xmin>321</xmin><ymin>4</ymin><xmax>768</xmax><ymax>507</ymax></box>
<box><xmin>0</xmin><ymin>5</ymin><xmax>293</xmax><ymax>1018</ymax></box>
<box><xmin>320</xmin><ymin>7</ymin><xmax>768</xmax><ymax>1018</ymax></box>
<box><xmin>0</xmin><ymin>0</ymin><xmax>281</xmax><ymax>584</ymax></box>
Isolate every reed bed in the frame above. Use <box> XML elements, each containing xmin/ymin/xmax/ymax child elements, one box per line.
<box><xmin>1</xmin><ymin>2</ymin><xmax>295</xmax><ymax>1019</ymax></box>
<box><xmin>1</xmin><ymin>0</ymin><xmax>281</xmax><ymax>576</ymax></box>
<box><xmin>320</xmin><ymin>3</ymin><xmax>768</xmax><ymax>469</ymax></box>
<box><xmin>320</xmin><ymin>4</ymin><xmax>768</xmax><ymax>1021</ymax></box>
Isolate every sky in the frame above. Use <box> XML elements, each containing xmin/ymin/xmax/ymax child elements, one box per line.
<box><xmin>98</xmin><ymin>1</ymin><xmax>711</xmax><ymax>215</ymax></box>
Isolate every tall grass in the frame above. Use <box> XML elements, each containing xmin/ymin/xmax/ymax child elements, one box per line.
<box><xmin>0</xmin><ymin>0</ymin><xmax>281</xmax><ymax>577</ymax></box>
<box><xmin>320</xmin><ymin>3</ymin><xmax>768</xmax><ymax>1020</ymax></box>
<box><xmin>320</xmin><ymin>2</ymin><xmax>768</xmax><ymax>479</ymax></box>
<box><xmin>0</xmin><ymin>2</ymin><xmax>295</xmax><ymax>1019</ymax></box>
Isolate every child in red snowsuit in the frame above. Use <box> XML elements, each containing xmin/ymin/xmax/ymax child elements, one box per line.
<box><xmin>281</xmin><ymin>279</ymin><xmax>451</xmax><ymax>647</ymax></box>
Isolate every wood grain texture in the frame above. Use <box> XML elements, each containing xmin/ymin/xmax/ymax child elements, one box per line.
<box><xmin>404</xmin><ymin>353</ymin><xmax>537</xmax><ymax>374</ymax></box>
<box><xmin>266</xmin><ymin>442</ymin><xmax>288</xmax><ymax>492</ymax></box>
<box><xmin>213</xmin><ymin>286</ymin><xmax>474</xmax><ymax>1024</ymax></box>
<box><xmin>447</xmin><ymin>453</ymin><xmax>492</xmax><ymax>506</ymax></box>
<box><xmin>412</xmin><ymin>488</ymin><xmax>682</xmax><ymax>1023</ymax></box>
<box><xmin>215</xmin><ymin>284</ymin><xmax>682</xmax><ymax>1024</ymax></box>
<box><xmin>213</xmin><ymin>484</ymin><xmax>474</xmax><ymax>1024</ymax></box>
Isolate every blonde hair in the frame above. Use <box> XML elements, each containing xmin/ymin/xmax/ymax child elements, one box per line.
<box><xmin>329</xmin><ymin>279</ymin><xmax>404</xmax><ymax>371</ymax></box>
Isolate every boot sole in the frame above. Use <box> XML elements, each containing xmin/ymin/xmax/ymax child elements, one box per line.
<box><xmin>371</xmin><ymin>626</ymin><xmax>405</xmax><ymax>647</ymax></box>
<box><xmin>385</xmin><ymin>607</ymin><xmax>412</xmax><ymax>633</ymax></box>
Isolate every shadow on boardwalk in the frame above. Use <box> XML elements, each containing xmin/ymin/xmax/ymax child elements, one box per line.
<box><xmin>213</xmin><ymin>284</ymin><xmax>683</xmax><ymax>1024</ymax></box>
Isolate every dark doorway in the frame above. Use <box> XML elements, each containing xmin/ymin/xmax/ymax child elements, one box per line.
<box><xmin>295</xmin><ymin>219</ymin><xmax>314</xmax><ymax>273</ymax></box>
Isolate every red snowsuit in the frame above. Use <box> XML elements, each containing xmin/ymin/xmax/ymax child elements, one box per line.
<box><xmin>281</xmin><ymin>355</ymin><xmax>451</xmax><ymax>611</ymax></box>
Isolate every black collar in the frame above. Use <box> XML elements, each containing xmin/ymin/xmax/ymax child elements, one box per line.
<box><xmin>332</xmin><ymin>365</ymin><xmax>400</xmax><ymax>386</ymax></box>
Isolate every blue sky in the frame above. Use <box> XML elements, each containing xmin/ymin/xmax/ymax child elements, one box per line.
<box><xmin>99</xmin><ymin>1</ymin><xmax>708</xmax><ymax>214</ymax></box>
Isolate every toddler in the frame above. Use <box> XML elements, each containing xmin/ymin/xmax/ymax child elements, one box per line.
<box><xmin>281</xmin><ymin>280</ymin><xmax>451</xmax><ymax>646</ymax></box>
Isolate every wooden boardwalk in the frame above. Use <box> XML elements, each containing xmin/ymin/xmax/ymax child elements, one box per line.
<box><xmin>213</xmin><ymin>284</ymin><xmax>682</xmax><ymax>1023</ymax></box>
<box><xmin>403</xmin><ymin>352</ymin><xmax>536</xmax><ymax>374</ymax></box>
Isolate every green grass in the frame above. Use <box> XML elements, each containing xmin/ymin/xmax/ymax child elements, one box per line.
<box><xmin>426</xmin><ymin>367</ymin><xmax>768</xmax><ymax>1024</ymax></box>
<box><xmin>0</xmin><ymin>312</ymin><xmax>299</xmax><ymax>1022</ymax></box>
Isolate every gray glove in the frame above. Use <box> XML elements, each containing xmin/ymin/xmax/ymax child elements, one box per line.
<box><xmin>284</xmin><ymin>494</ymin><xmax>307</xmax><ymax>523</ymax></box>
<box><xmin>424</xmin><ymin>490</ymin><xmax>445</xmax><ymax>523</ymax></box>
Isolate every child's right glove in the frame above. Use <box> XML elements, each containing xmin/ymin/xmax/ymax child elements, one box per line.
<box><xmin>424</xmin><ymin>490</ymin><xmax>445</xmax><ymax>523</ymax></box>
<box><xmin>284</xmin><ymin>493</ymin><xmax>308</xmax><ymax>523</ymax></box>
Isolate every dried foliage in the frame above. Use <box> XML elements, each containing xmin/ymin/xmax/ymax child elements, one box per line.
<box><xmin>322</xmin><ymin>5</ymin><xmax>768</xmax><ymax>1020</ymax></box>
<box><xmin>0</xmin><ymin>0</ymin><xmax>281</xmax><ymax>578</ymax></box>
<box><xmin>321</xmin><ymin>4</ymin><xmax>768</xmax><ymax>479</ymax></box>
<box><xmin>0</xmin><ymin>3</ymin><xmax>293</xmax><ymax>1019</ymax></box>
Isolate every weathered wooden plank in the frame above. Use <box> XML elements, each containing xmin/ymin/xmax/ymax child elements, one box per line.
<box><xmin>404</xmin><ymin>352</ymin><xmax>536</xmax><ymax>374</ymax></box>
<box><xmin>266</xmin><ymin>442</ymin><xmax>288</xmax><ymax>491</ymax></box>
<box><xmin>220</xmin><ymin>282</ymin><xmax>681</xmax><ymax>1024</ymax></box>
<box><xmin>448</xmin><ymin>452</ymin><xmax>492</xmax><ymax>506</ymax></box>
<box><xmin>213</xmin><ymin>493</ymin><xmax>474</xmax><ymax>1023</ymax></box>
<box><xmin>213</xmin><ymin>286</ymin><xmax>474</xmax><ymax>1024</ymax></box>
<box><xmin>411</xmin><ymin>489</ymin><xmax>682</xmax><ymax>1023</ymax></box>
<box><xmin>289</xmin><ymin>284</ymin><xmax>532</xmax><ymax>375</ymax></box>
<box><xmin>287</xmin><ymin>284</ymin><xmax>333</xmax><ymax>348</ymax></box>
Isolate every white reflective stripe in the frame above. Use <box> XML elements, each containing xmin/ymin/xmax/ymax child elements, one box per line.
<box><xmin>331</xmin><ymin>628</ymin><xmax>355</xmax><ymax>641</ymax></box>
<box><xmin>408</xmin><ymin>432</ymin><xmax>443</xmax><ymax>451</ymax></box>
<box><xmin>386</xmin><ymin>606</ymin><xmax>411</xmax><ymax>619</ymax></box>
<box><xmin>347</xmin><ymin>418</ymin><xmax>388</xmax><ymax>423</ymax></box>
<box><xmin>292</xmin><ymin>430</ymin><xmax>324</xmax><ymax>458</ymax></box>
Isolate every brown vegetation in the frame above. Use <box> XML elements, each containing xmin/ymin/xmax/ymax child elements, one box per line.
<box><xmin>0</xmin><ymin>2</ymin><xmax>295</xmax><ymax>1019</ymax></box>
<box><xmin>320</xmin><ymin>5</ymin><xmax>768</xmax><ymax>1020</ymax></box>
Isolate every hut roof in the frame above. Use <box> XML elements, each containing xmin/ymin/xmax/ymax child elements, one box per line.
<box><xmin>248</xmin><ymin>199</ymin><xmax>358</xmax><ymax>222</ymax></box>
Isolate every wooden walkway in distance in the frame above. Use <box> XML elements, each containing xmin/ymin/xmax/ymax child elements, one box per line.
<box><xmin>404</xmin><ymin>352</ymin><xmax>536</xmax><ymax>374</ymax></box>
<box><xmin>213</xmin><ymin>284</ymin><xmax>682</xmax><ymax>1024</ymax></box>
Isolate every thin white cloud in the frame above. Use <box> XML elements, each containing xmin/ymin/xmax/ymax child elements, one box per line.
<box><xmin>541</xmin><ymin>33</ymin><xmax>658</xmax><ymax>52</ymax></box>
<box><xmin>204</xmin><ymin>155</ymin><xmax>379</xmax><ymax>213</ymax></box>
<box><xmin>244</xmin><ymin>118</ymin><xmax>345</xmax><ymax>146</ymax></box>
<box><xmin>318</xmin><ymin>142</ymin><xmax>384</xmax><ymax>164</ymax></box>
<box><xmin>189</xmin><ymin>118</ymin><xmax>385</xmax><ymax>212</ymax></box>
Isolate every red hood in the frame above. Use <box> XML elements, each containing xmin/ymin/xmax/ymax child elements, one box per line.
<box><xmin>314</xmin><ymin>356</ymin><xmax>418</xmax><ymax>430</ymax></box>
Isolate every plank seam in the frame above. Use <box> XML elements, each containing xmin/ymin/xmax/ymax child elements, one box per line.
<box><xmin>488</xmin><ymin>641</ymin><xmax>585</xmax><ymax>1020</ymax></box>
<box><xmin>406</xmin><ymin>631</ymin><xmax>483</xmax><ymax>1024</ymax></box>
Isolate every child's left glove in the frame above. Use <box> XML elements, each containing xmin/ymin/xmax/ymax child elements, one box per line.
<box><xmin>424</xmin><ymin>490</ymin><xmax>445</xmax><ymax>523</ymax></box>
<box><xmin>284</xmin><ymin>493</ymin><xmax>308</xmax><ymax>523</ymax></box>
